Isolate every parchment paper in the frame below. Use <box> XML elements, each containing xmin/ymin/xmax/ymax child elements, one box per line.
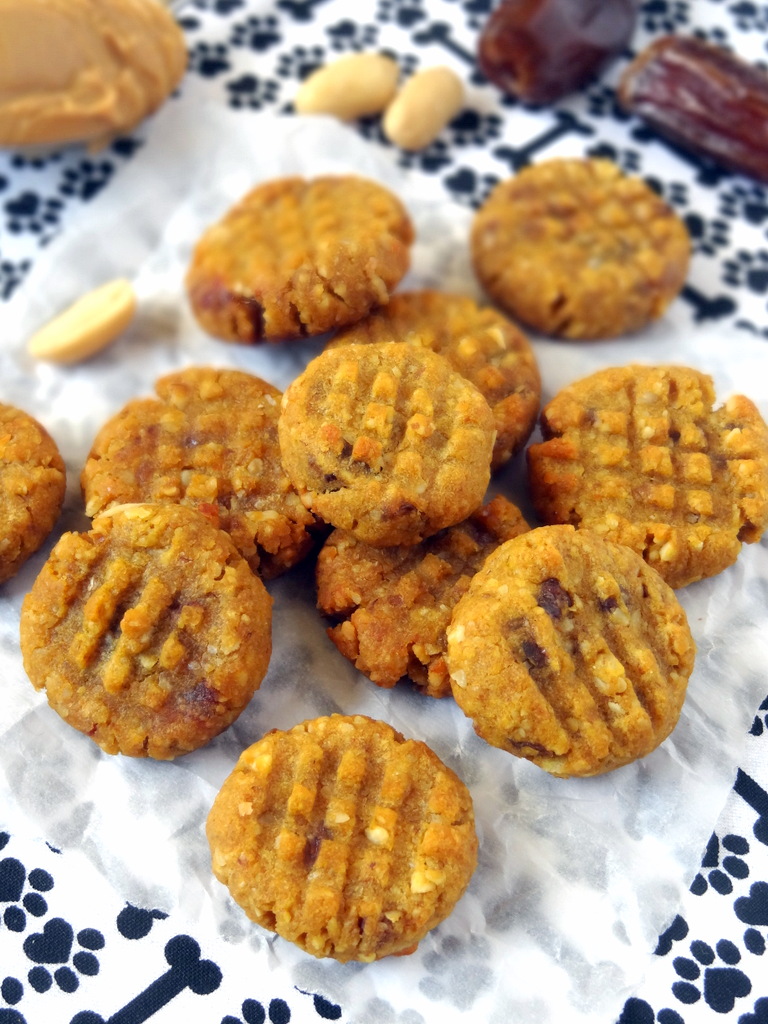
<box><xmin>2</xmin><ymin>100</ymin><xmax>767</xmax><ymax>1024</ymax></box>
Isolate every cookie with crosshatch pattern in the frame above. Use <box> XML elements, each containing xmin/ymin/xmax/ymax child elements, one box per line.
<box><xmin>81</xmin><ymin>366</ymin><xmax>318</xmax><ymax>579</ymax></box>
<box><xmin>185</xmin><ymin>174</ymin><xmax>414</xmax><ymax>343</ymax></box>
<box><xmin>1</xmin><ymin>402</ymin><xmax>66</xmax><ymax>585</ymax></box>
<box><xmin>278</xmin><ymin>341</ymin><xmax>496</xmax><ymax>546</ymax></box>
<box><xmin>316</xmin><ymin>494</ymin><xmax>529</xmax><ymax>697</ymax></box>
<box><xmin>447</xmin><ymin>525</ymin><xmax>696</xmax><ymax>778</ymax></box>
<box><xmin>327</xmin><ymin>289</ymin><xmax>541</xmax><ymax>469</ymax></box>
<box><xmin>20</xmin><ymin>503</ymin><xmax>272</xmax><ymax>759</ymax></box>
<box><xmin>526</xmin><ymin>364</ymin><xmax>768</xmax><ymax>588</ymax></box>
<box><xmin>206</xmin><ymin>714</ymin><xmax>478</xmax><ymax>962</ymax></box>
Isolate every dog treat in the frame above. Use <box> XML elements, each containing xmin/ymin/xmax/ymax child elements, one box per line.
<box><xmin>186</xmin><ymin>175</ymin><xmax>414</xmax><ymax>344</ymax></box>
<box><xmin>206</xmin><ymin>714</ymin><xmax>478</xmax><ymax>961</ymax></box>
<box><xmin>470</xmin><ymin>157</ymin><xmax>690</xmax><ymax>339</ymax></box>
<box><xmin>526</xmin><ymin>364</ymin><xmax>768</xmax><ymax>588</ymax></box>
<box><xmin>81</xmin><ymin>366</ymin><xmax>318</xmax><ymax>579</ymax></box>
<box><xmin>294</xmin><ymin>53</ymin><xmax>400</xmax><ymax>120</ymax></box>
<box><xmin>28</xmin><ymin>278</ymin><xmax>136</xmax><ymax>364</ymax></box>
<box><xmin>382</xmin><ymin>66</ymin><xmax>464</xmax><ymax>150</ymax></box>
<box><xmin>317</xmin><ymin>495</ymin><xmax>529</xmax><ymax>697</ymax></box>
<box><xmin>328</xmin><ymin>289</ymin><xmax>540</xmax><ymax>469</ymax></box>
<box><xmin>0</xmin><ymin>403</ymin><xmax>66</xmax><ymax>585</ymax></box>
<box><xmin>447</xmin><ymin>525</ymin><xmax>696</xmax><ymax>778</ymax></box>
<box><xmin>618</xmin><ymin>35</ymin><xmax>768</xmax><ymax>185</ymax></box>
<box><xmin>20</xmin><ymin>503</ymin><xmax>273</xmax><ymax>759</ymax></box>
<box><xmin>278</xmin><ymin>341</ymin><xmax>496</xmax><ymax>546</ymax></box>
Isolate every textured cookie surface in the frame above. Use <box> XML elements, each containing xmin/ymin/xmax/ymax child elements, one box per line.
<box><xmin>20</xmin><ymin>503</ymin><xmax>272</xmax><ymax>759</ymax></box>
<box><xmin>0</xmin><ymin>402</ymin><xmax>66</xmax><ymax>585</ymax></box>
<box><xmin>278</xmin><ymin>341</ymin><xmax>496</xmax><ymax>546</ymax></box>
<box><xmin>471</xmin><ymin>158</ymin><xmax>690</xmax><ymax>339</ymax></box>
<box><xmin>81</xmin><ymin>366</ymin><xmax>317</xmax><ymax>578</ymax></box>
<box><xmin>447</xmin><ymin>525</ymin><xmax>695</xmax><ymax>778</ymax></box>
<box><xmin>206</xmin><ymin>714</ymin><xmax>477</xmax><ymax>962</ymax></box>
<box><xmin>527</xmin><ymin>364</ymin><xmax>768</xmax><ymax>588</ymax></box>
<box><xmin>328</xmin><ymin>290</ymin><xmax>540</xmax><ymax>468</ymax></box>
<box><xmin>186</xmin><ymin>175</ymin><xmax>414</xmax><ymax>343</ymax></box>
<box><xmin>317</xmin><ymin>495</ymin><xmax>529</xmax><ymax>697</ymax></box>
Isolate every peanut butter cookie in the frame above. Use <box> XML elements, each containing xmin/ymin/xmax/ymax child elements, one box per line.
<box><xmin>186</xmin><ymin>175</ymin><xmax>414</xmax><ymax>343</ymax></box>
<box><xmin>20</xmin><ymin>503</ymin><xmax>272</xmax><ymax>759</ymax></box>
<box><xmin>81</xmin><ymin>366</ymin><xmax>318</xmax><ymax>579</ymax></box>
<box><xmin>447</xmin><ymin>525</ymin><xmax>696</xmax><ymax>778</ymax></box>
<box><xmin>317</xmin><ymin>495</ymin><xmax>529</xmax><ymax>697</ymax></box>
<box><xmin>470</xmin><ymin>157</ymin><xmax>690</xmax><ymax>339</ymax></box>
<box><xmin>206</xmin><ymin>714</ymin><xmax>478</xmax><ymax>962</ymax></box>
<box><xmin>278</xmin><ymin>341</ymin><xmax>496</xmax><ymax>546</ymax></box>
<box><xmin>328</xmin><ymin>290</ymin><xmax>540</xmax><ymax>468</ymax></box>
<box><xmin>527</xmin><ymin>364</ymin><xmax>768</xmax><ymax>588</ymax></box>
<box><xmin>1</xmin><ymin>402</ymin><xmax>66</xmax><ymax>585</ymax></box>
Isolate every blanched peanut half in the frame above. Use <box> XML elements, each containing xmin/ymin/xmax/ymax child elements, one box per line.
<box><xmin>383</xmin><ymin>66</ymin><xmax>464</xmax><ymax>150</ymax></box>
<box><xmin>28</xmin><ymin>279</ymin><xmax>137</xmax><ymax>364</ymax></box>
<box><xmin>294</xmin><ymin>53</ymin><xmax>400</xmax><ymax>121</ymax></box>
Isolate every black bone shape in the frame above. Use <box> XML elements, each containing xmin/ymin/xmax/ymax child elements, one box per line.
<box><xmin>679</xmin><ymin>282</ymin><xmax>737</xmax><ymax>323</ymax></box>
<box><xmin>70</xmin><ymin>934</ymin><xmax>221</xmax><ymax>1024</ymax></box>
<box><xmin>735</xmin><ymin>767</ymin><xmax>768</xmax><ymax>845</ymax></box>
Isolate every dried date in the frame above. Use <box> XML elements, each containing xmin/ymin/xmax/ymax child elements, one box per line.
<box><xmin>618</xmin><ymin>35</ymin><xmax>768</xmax><ymax>184</ymax></box>
<box><xmin>478</xmin><ymin>0</ymin><xmax>638</xmax><ymax>106</ymax></box>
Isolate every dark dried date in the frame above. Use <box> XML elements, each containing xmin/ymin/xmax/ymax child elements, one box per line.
<box><xmin>618</xmin><ymin>35</ymin><xmax>768</xmax><ymax>184</ymax></box>
<box><xmin>478</xmin><ymin>0</ymin><xmax>637</xmax><ymax>106</ymax></box>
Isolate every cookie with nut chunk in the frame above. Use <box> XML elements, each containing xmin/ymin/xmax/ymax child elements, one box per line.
<box><xmin>1</xmin><ymin>403</ymin><xmax>66</xmax><ymax>585</ymax></box>
<box><xmin>206</xmin><ymin>714</ymin><xmax>478</xmax><ymax>962</ymax></box>
<box><xmin>81</xmin><ymin>366</ymin><xmax>318</xmax><ymax>579</ymax></box>
<box><xmin>20</xmin><ymin>503</ymin><xmax>272</xmax><ymax>759</ymax></box>
<box><xmin>471</xmin><ymin>158</ymin><xmax>690</xmax><ymax>339</ymax></box>
<box><xmin>328</xmin><ymin>290</ymin><xmax>540</xmax><ymax>469</ymax></box>
<box><xmin>186</xmin><ymin>175</ymin><xmax>414</xmax><ymax>343</ymax></box>
<box><xmin>278</xmin><ymin>341</ymin><xmax>496</xmax><ymax>546</ymax></box>
<box><xmin>447</xmin><ymin>525</ymin><xmax>696</xmax><ymax>778</ymax></box>
<box><xmin>527</xmin><ymin>364</ymin><xmax>768</xmax><ymax>588</ymax></box>
<box><xmin>317</xmin><ymin>495</ymin><xmax>529</xmax><ymax>697</ymax></box>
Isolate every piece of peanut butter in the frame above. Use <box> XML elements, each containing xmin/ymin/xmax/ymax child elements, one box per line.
<box><xmin>0</xmin><ymin>0</ymin><xmax>187</xmax><ymax>149</ymax></box>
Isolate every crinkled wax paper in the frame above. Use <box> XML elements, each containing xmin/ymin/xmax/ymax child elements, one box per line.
<box><xmin>1</xmin><ymin>101</ymin><xmax>767</xmax><ymax>1024</ymax></box>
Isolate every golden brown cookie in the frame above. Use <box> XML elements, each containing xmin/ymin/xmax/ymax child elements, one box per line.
<box><xmin>447</xmin><ymin>525</ymin><xmax>696</xmax><ymax>778</ymax></box>
<box><xmin>328</xmin><ymin>290</ymin><xmax>541</xmax><ymax>469</ymax></box>
<box><xmin>1</xmin><ymin>402</ymin><xmax>66</xmax><ymax>585</ymax></box>
<box><xmin>470</xmin><ymin>157</ymin><xmax>691</xmax><ymax>339</ymax></box>
<box><xmin>527</xmin><ymin>364</ymin><xmax>768</xmax><ymax>588</ymax></box>
<box><xmin>81</xmin><ymin>366</ymin><xmax>318</xmax><ymax>579</ymax></box>
<box><xmin>20</xmin><ymin>503</ymin><xmax>272</xmax><ymax>759</ymax></box>
<box><xmin>278</xmin><ymin>341</ymin><xmax>496</xmax><ymax>546</ymax></box>
<box><xmin>186</xmin><ymin>175</ymin><xmax>414</xmax><ymax>344</ymax></box>
<box><xmin>317</xmin><ymin>495</ymin><xmax>529</xmax><ymax>697</ymax></box>
<box><xmin>206</xmin><ymin>714</ymin><xmax>478</xmax><ymax>962</ymax></box>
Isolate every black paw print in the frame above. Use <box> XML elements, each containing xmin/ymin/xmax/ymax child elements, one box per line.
<box><xmin>586</xmin><ymin>142</ymin><xmax>642</xmax><ymax>175</ymax></box>
<box><xmin>396</xmin><ymin>138</ymin><xmax>455</xmax><ymax>174</ymax></box>
<box><xmin>583</xmin><ymin>82</ymin><xmax>625</xmax><ymax>120</ymax></box>
<box><xmin>691</xmin><ymin>832</ymin><xmax>750</xmax><ymax>896</ymax></box>
<box><xmin>448</xmin><ymin>109</ymin><xmax>503</xmax><ymax>148</ymax></box>
<box><xmin>720</xmin><ymin>182</ymin><xmax>768</xmax><ymax>228</ymax></box>
<box><xmin>444</xmin><ymin>166</ymin><xmax>499</xmax><ymax>208</ymax></box>
<box><xmin>116</xmin><ymin>903</ymin><xmax>168</xmax><ymax>940</ymax></box>
<box><xmin>326</xmin><ymin>18</ymin><xmax>379</xmax><ymax>50</ymax></box>
<box><xmin>723</xmin><ymin>249</ymin><xmax>768</xmax><ymax>296</ymax></box>
<box><xmin>230</xmin><ymin>14</ymin><xmax>281</xmax><ymax>52</ymax></box>
<box><xmin>222</xmin><ymin>997</ymin><xmax>291</xmax><ymax>1024</ymax></box>
<box><xmin>0</xmin><ymin>849</ymin><xmax>53</xmax><ymax>932</ymax></box>
<box><xmin>728</xmin><ymin>2</ymin><xmax>768</xmax><ymax>32</ymax></box>
<box><xmin>25</xmin><ymin>920</ymin><xmax>105</xmax><ymax>995</ymax></box>
<box><xmin>193</xmin><ymin>0</ymin><xmax>246</xmax><ymax>12</ymax></box>
<box><xmin>376</xmin><ymin>0</ymin><xmax>429</xmax><ymax>29</ymax></box>
<box><xmin>0</xmin><ymin>257</ymin><xmax>31</xmax><ymax>300</ymax></box>
<box><xmin>672</xmin><ymin>938</ymin><xmax>751</xmax><ymax>1013</ymax></box>
<box><xmin>684</xmin><ymin>212</ymin><xmax>731</xmax><ymax>257</ymax></box>
<box><xmin>275</xmin><ymin>45</ymin><xmax>326</xmax><ymax>82</ymax></box>
<box><xmin>276</xmin><ymin>0</ymin><xmax>332</xmax><ymax>23</ymax></box>
<box><xmin>3</xmin><ymin>190</ymin><xmax>63</xmax><ymax>237</ymax></box>
<box><xmin>226</xmin><ymin>74</ymin><xmax>281</xmax><ymax>110</ymax></box>
<box><xmin>188</xmin><ymin>41</ymin><xmax>232</xmax><ymax>77</ymax></box>
<box><xmin>638</xmin><ymin>0</ymin><xmax>690</xmax><ymax>35</ymax></box>
<box><xmin>59</xmin><ymin>159</ymin><xmax>115</xmax><ymax>201</ymax></box>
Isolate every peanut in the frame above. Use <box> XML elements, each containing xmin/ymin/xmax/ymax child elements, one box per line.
<box><xmin>27</xmin><ymin>278</ymin><xmax>136</xmax><ymax>364</ymax></box>
<box><xmin>294</xmin><ymin>53</ymin><xmax>400</xmax><ymax>121</ymax></box>
<box><xmin>383</xmin><ymin>66</ymin><xmax>464</xmax><ymax>150</ymax></box>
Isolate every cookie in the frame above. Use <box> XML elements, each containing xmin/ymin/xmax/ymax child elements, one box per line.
<box><xmin>206</xmin><ymin>713</ymin><xmax>478</xmax><ymax>962</ymax></box>
<box><xmin>20</xmin><ymin>503</ymin><xmax>272</xmax><ymax>759</ymax></box>
<box><xmin>527</xmin><ymin>364</ymin><xmax>768</xmax><ymax>588</ymax></box>
<box><xmin>470</xmin><ymin>157</ymin><xmax>691</xmax><ymax>339</ymax></box>
<box><xmin>278</xmin><ymin>341</ymin><xmax>496</xmax><ymax>546</ymax></box>
<box><xmin>186</xmin><ymin>175</ymin><xmax>414</xmax><ymax>344</ymax></box>
<box><xmin>1</xmin><ymin>402</ymin><xmax>66</xmax><ymax>585</ymax></box>
<box><xmin>81</xmin><ymin>366</ymin><xmax>318</xmax><ymax>579</ymax></box>
<box><xmin>328</xmin><ymin>289</ymin><xmax>541</xmax><ymax>469</ymax></box>
<box><xmin>317</xmin><ymin>495</ymin><xmax>529</xmax><ymax>697</ymax></box>
<box><xmin>447</xmin><ymin>525</ymin><xmax>696</xmax><ymax>778</ymax></box>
